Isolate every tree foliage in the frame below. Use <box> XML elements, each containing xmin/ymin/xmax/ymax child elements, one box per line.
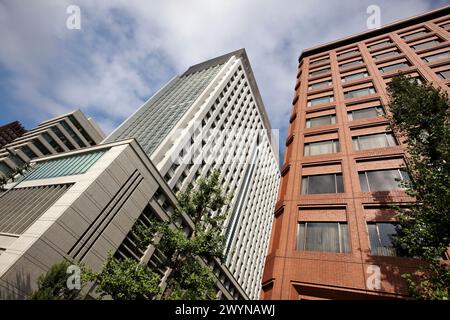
<box><xmin>387</xmin><ymin>75</ymin><xmax>450</xmax><ymax>299</ymax></box>
<box><xmin>88</xmin><ymin>254</ymin><xmax>161</xmax><ymax>300</ymax></box>
<box><xmin>31</xmin><ymin>260</ymin><xmax>82</xmax><ymax>300</ymax></box>
<box><xmin>157</xmin><ymin>170</ymin><xmax>230</xmax><ymax>300</ymax></box>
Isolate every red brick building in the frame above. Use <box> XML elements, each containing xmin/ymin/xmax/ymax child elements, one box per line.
<box><xmin>0</xmin><ymin>121</ymin><xmax>26</xmax><ymax>148</ymax></box>
<box><xmin>262</xmin><ymin>5</ymin><xmax>450</xmax><ymax>300</ymax></box>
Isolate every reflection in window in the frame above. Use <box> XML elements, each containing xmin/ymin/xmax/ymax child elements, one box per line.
<box><xmin>359</xmin><ymin>169</ymin><xmax>410</xmax><ymax>192</ymax></box>
<box><xmin>352</xmin><ymin>132</ymin><xmax>397</xmax><ymax>150</ymax></box>
<box><xmin>297</xmin><ymin>222</ymin><xmax>350</xmax><ymax>253</ymax></box>
<box><xmin>348</xmin><ymin>106</ymin><xmax>385</xmax><ymax>121</ymax></box>
<box><xmin>344</xmin><ymin>87</ymin><xmax>376</xmax><ymax>99</ymax></box>
<box><xmin>423</xmin><ymin>51</ymin><xmax>450</xmax><ymax>63</ymax></box>
<box><xmin>341</xmin><ymin>71</ymin><xmax>369</xmax><ymax>82</ymax></box>
<box><xmin>308</xmin><ymin>96</ymin><xmax>333</xmax><ymax>106</ymax></box>
<box><xmin>301</xmin><ymin>173</ymin><xmax>344</xmax><ymax>194</ymax></box>
<box><xmin>368</xmin><ymin>222</ymin><xmax>397</xmax><ymax>256</ymax></box>
<box><xmin>304</xmin><ymin>139</ymin><xmax>340</xmax><ymax>156</ymax></box>
<box><xmin>306</xmin><ymin>114</ymin><xmax>336</xmax><ymax>128</ymax></box>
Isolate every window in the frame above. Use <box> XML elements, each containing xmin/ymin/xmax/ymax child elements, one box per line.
<box><xmin>42</xmin><ymin>132</ymin><xmax>64</xmax><ymax>152</ymax></box>
<box><xmin>301</xmin><ymin>173</ymin><xmax>344</xmax><ymax>194</ymax></box>
<box><xmin>368</xmin><ymin>222</ymin><xmax>397</xmax><ymax>256</ymax></box>
<box><xmin>309</xmin><ymin>80</ymin><xmax>331</xmax><ymax>90</ymax></box>
<box><xmin>359</xmin><ymin>169</ymin><xmax>410</xmax><ymax>192</ymax></box>
<box><xmin>68</xmin><ymin>115</ymin><xmax>95</xmax><ymax>146</ymax></box>
<box><xmin>340</xmin><ymin>60</ymin><xmax>363</xmax><ymax>69</ymax></box>
<box><xmin>297</xmin><ymin>222</ymin><xmax>350</xmax><ymax>253</ymax></box>
<box><xmin>337</xmin><ymin>50</ymin><xmax>359</xmax><ymax>58</ymax></box>
<box><xmin>21</xmin><ymin>145</ymin><xmax>37</xmax><ymax>160</ymax></box>
<box><xmin>310</xmin><ymin>58</ymin><xmax>330</xmax><ymax>65</ymax></box>
<box><xmin>412</xmin><ymin>40</ymin><xmax>441</xmax><ymax>50</ymax></box>
<box><xmin>402</xmin><ymin>30</ymin><xmax>427</xmax><ymax>40</ymax></box>
<box><xmin>31</xmin><ymin>138</ymin><xmax>51</xmax><ymax>155</ymax></box>
<box><xmin>380</xmin><ymin>62</ymin><xmax>410</xmax><ymax>73</ymax></box>
<box><xmin>423</xmin><ymin>51</ymin><xmax>450</xmax><ymax>62</ymax></box>
<box><xmin>60</xmin><ymin>121</ymin><xmax>86</xmax><ymax>148</ymax></box>
<box><xmin>51</xmin><ymin>127</ymin><xmax>75</xmax><ymax>150</ymax></box>
<box><xmin>352</xmin><ymin>132</ymin><xmax>397</xmax><ymax>150</ymax></box>
<box><xmin>440</xmin><ymin>22</ymin><xmax>450</xmax><ymax>29</ymax></box>
<box><xmin>341</xmin><ymin>71</ymin><xmax>369</xmax><ymax>82</ymax></box>
<box><xmin>308</xmin><ymin>95</ymin><xmax>333</xmax><ymax>106</ymax></box>
<box><xmin>306</xmin><ymin>114</ymin><xmax>336</xmax><ymax>128</ymax></box>
<box><xmin>368</xmin><ymin>40</ymin><xmax>392</xmax><ymax>50</ymax></box>
<box><xmin>348</xmin><ymin>106</ymin><xmax>385</xmax><ymax>121</ymax></box>
<box><xmin>0</xmin><ymin>162</ymin><xmax>13</xmax><ymax>176</ymax></box>
<box><xmin>344</xmin><ymin>87</ymin><xmax>375</xmax><ymax>99</ymax></box>
<box><xmin>304</xmin><ymin>139</ymin><xmax>340</xmax><ymax>156</ymax></box>
<box><xmin>310</xmin><ymin>68</ymin><xmax>331</xmax><ymax>77</ymax></box>
<box><xmin>373</xmin><ymin>50</ymin><xmax>400</xmax><ymax>60</ymax></box>
<box><xmin>438</xmin><ymin>70</ymin><xmax>450</xmax><ymax>79</ymax></box>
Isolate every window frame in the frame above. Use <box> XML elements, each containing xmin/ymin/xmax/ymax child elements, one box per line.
<box><xmin>301</xmin><ymin>173</ymin><xmax>344</xmax><ymax>195</ymax></box>
<box><xmin>297</xmin><ymin>222</ymin><xmax>350</xmax><ymax>253</ymax></box>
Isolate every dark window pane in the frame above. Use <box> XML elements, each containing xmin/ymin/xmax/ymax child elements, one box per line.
<box><xmin>308</xmin><ymin>174</ymin><xmax>336</xmax><ymax>194</ymax></box>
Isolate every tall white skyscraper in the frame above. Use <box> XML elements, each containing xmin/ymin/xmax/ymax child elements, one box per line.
<box><xmin>106</xmin><ymin>49</ymin><xmax>280</xmax><ymax>299</ymax></box>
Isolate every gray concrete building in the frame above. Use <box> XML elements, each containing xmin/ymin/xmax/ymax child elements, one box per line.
<box><xmin>0</xmin><ymin>139</ymin><xmax>247</xmax><ymax>299</ymax></box>
<box><xmin>0</xmin><ymin>110</ymin><xmax>105</xmax><ymax>179</ymax></box>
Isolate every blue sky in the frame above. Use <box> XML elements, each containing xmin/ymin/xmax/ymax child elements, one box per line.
<box><xmin>0</xmin><ymin>0</ymin><xmax>448</xmax><ymax>160</ymax></box>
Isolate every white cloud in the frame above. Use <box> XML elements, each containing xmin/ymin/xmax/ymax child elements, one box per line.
<box><xmin>0</xmin><ymin>0</ymin><xmax>446</xmax><ymax>151</ymax></box>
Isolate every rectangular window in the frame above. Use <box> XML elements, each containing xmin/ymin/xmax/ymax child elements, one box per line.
<box><xmin>51</xmin><ymin>127</ymin><xmax>75</xmax><ymax>150</ymax></box>
<box><xmin>21</xmin><ymin>145</ymin><xmax>37</xmax><ymax>160</ymax></box>
<box><xmin>310</xmin><ymin>68</ymin><xmax>331</xmax><ymax>77</ymax></box>
<box><xmin>368</xmin><ymin>222</ymin><xmax>397</xmax><ymax>256</ymax></box>
<box><xmin>344</xmin><ymin>87</ymin><xmax>376</xmax><ymax>99</ymax></box>
<box><xmin>341</xmin><ymin>72</ymin><xmax>369</xmax><ymax>82</ymax></box>
<box><xmin>373</xmin><ymin>50</ymin><xmax>400</xmax><ymax>60</ymax></box>
<box><xmin>42</xmin><ymin>132</ymin><xmax>64</xmax><ymax>153</ymax></box>
<box><xmin>340</xmin><ymin>60</ymin><xmax>363</xmax><ymax>69</ymax></box>
<box><xmin>308</xmin><ymin>95</ymin><xmax>333</xmax><ymax>106</ymax></box>
<box><xmin>310</xmin><ymin>58</ymin><xmax>330</xmax><ymax>65</ymax></box>
<box><xmin>304</xmin><ymin>139</ymin><xmax>340</xmax><ymax>156</ymax></box>
<box><xmin>352</xmin><ymin>132</ymin><xmax>397</xmax><ymax>150</ymax></box>
<box><xmin>306</xmin><ymin>114</ymin><xmax>336</xmax><ymax>128</ymax></box>
<box><xmin>337</xmin><ymin>50</ymin><xmax>359</xmax><ymax>58</ymax></box>
<box><xmin>359</xmin><ymin>169</ymin><xmax>410</xmax><ymax>192</ymax></box>
<box><xmin>348</xmin><ymin>106</ymin><xmax>385</xmax><ymax>121</ymax></box>
<box><xmin>423</xmin><ymin>51</ymin><xmax>450</xmax><ymax>62</ymax></box>
<box><xmin>440</xmin><ymin>22</ymin><xmax>450</xmax><ymax>29</ymax></box>
<box><xmin>402</xmin><ymin>30</ymin><xmax>427</xmax><ymax>40</ymax></box>
<box><xmin>60</xmin><ymin>121</ymin><xmax>86</xmax><ymax>148</ymax></box>
<box><xmin>0</xmin><ymin>162</ymin><xmax>13</xmax><ymax>176</ymax></box>
<box><xmin>412</xmin><ymin>40</ymin><xmax>441</xmax><ymax>50</ymax></box>
<box><xmin>368</xmin><ymin>40</ymin><xmax>392</xmax><ymax>50</ymax></box>
<box><xmin>297</xmin><ymin>222</ymin><xmax>350</xmax><ymax>253</ymax></box>
<box><xmin>32</xmin><ymin>138</ymin><xmax>51</xmax><ymax>155</ymax></box>
<box><xmin>380</xmin><ymin>62</ymin><xmax>410</xmax><ymax>73</ymax></box>
<box><xmin>301</xmin><ymin>173</ymin><xmax>344</xmax><ymax>194</ymax></box>
<box><xmin>438</xmin><ymin>70</ymin><xmax>450</xmax><ymax>79</ymax></box>
<box><xmin>309</xmin><ymin>80</ymin><xmax>331</xmax><ymax>90</ymax></box>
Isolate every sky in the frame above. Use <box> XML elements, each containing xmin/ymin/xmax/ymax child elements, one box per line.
<box><xmin>0</xmin><ymin>0</ymin><xmax>448</xmax><ymax>160</ymax></box>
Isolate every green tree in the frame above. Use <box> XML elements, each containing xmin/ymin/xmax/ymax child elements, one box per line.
<box><xmin>157</xmin><ymin>170</ymin><xmax>229</xmax><ymax>300</ymax></box>
<box><xmin>88</xmin><ymin>254</ymin><xmax>161</xmax><ymax>300</ymax></box>
<box><xmin>31</xmin><ymin>260</ymin><xmax>82</xmax><ymax>300</ymax></box>
<box><xmin>386</xmin><ymin>75</ymin><xmax>450</xmax><ymax>299</ymax></box>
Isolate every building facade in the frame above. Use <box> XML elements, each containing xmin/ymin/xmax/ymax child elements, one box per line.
<box><xmin>0</xmin><ymin>139</ymin><xmax>246</xmax><ymax>299</ymax></box>
<box><xmin>262</xmin><ymin>6</ymin><xmax>450</xmax><ymax>300</ymax></box>
<box><xmin>105</xmin><ymin>49</ymin><xmax>281</xmax><ymax>299</ymax></box>
<box><xmin>0</xmin><ymin>121</ymin><xmax>26</xmax><ymax>149</ymax></box>
<box><xmin>0</xmin><ymin>110</ymin><xmax>105</xmax><ymax>179</ymax></box>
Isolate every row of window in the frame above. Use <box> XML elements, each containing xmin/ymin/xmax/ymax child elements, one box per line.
<box><xmin>297</xmin><ymin>221</ymin><xmax>397</xmax><ymax>256</ymax></box>
<box><xmin>300</xmin><ymin>168</ymin><xmax>409</xmax><ymax>195</ymax></box>
<box><xmin>303</xmin><ymin>131</ymin><xmax>397</xmax><ymax>157</ymax></box>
